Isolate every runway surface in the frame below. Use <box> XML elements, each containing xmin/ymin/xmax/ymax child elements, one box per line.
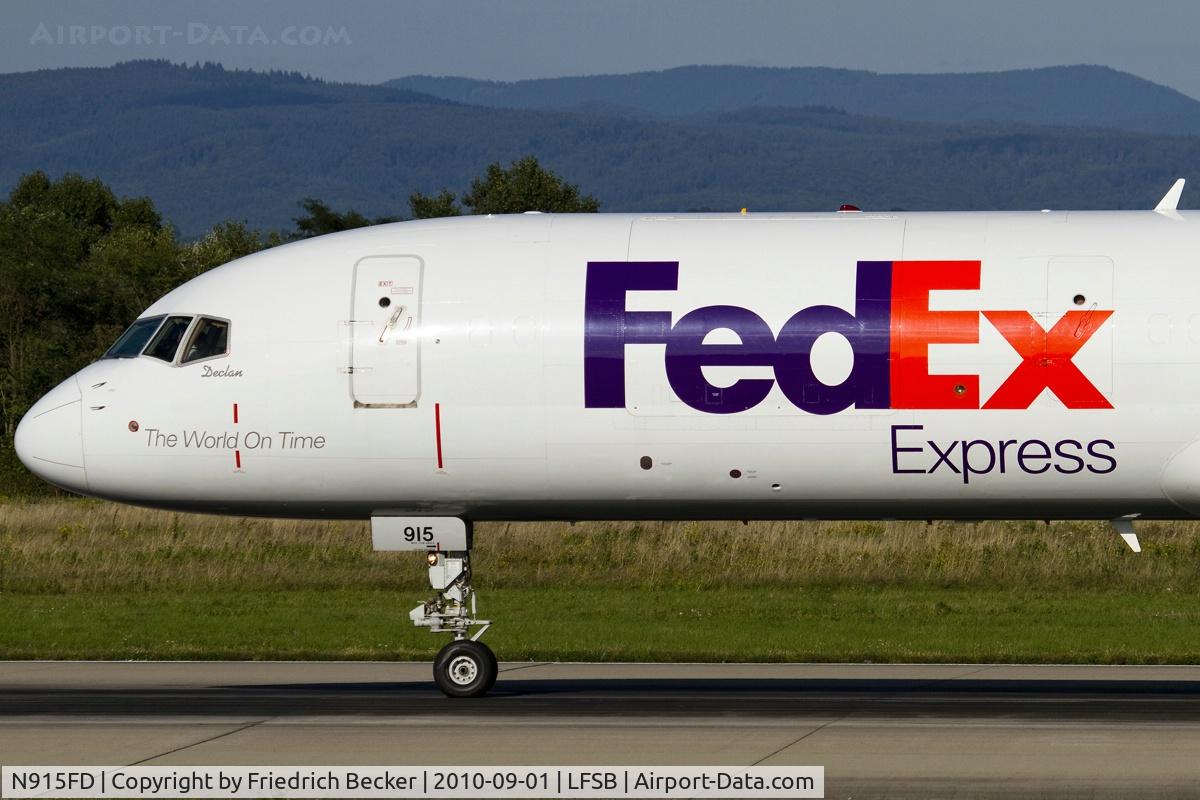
<box><xmin>2</xmin><ymin>661</ymin><xmax>1200</xmax><ymax>798</ymax></box>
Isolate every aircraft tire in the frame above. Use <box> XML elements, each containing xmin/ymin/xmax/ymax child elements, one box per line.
<box><xmin>434</xmin><ymin>640</ymin><xmax>496</xmax><ymax>698</ymax></box>
<box><xmin>484</xmin><ymin>643</ymin><xmax>499</xmax><ymax>691</ymax></box>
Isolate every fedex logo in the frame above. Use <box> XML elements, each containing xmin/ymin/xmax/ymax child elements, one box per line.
<box><xmin>583</xmin><ymin>260</ymin><xmax>1113</xmax><ymax>415</ymax></box>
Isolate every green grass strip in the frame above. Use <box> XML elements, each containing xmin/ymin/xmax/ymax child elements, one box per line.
<box><xmin>1</xmin><ymin>586</ymin><xmax>1197</xmax><ymax>663</ymax></box>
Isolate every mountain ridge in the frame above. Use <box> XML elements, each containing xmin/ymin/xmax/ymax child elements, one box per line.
<box><xmin>1</xmin><ymin>60</ymin><xmax>1198</xmax><ymax>236</ymax></box>
<box><xmin>385</xmin><ymin>64</ymin><xmax>1200</xmax><ymax>135</ymax></box>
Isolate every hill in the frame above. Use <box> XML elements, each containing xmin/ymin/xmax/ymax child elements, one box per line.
<box><xmin>1</xmin><ymin>61</ymin><xmax>1199</xmax><ymax>236</ymax></box>
<box><xmin>386</xmin><ymin>65</ymin><xmax>1200</xmax><ymax>135</ymax></box>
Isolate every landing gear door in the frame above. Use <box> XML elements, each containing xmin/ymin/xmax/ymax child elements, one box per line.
<box><xmin>351</xmin><ymin>255</ymin><xmax>423</xmax><ymax>407</ymax></box>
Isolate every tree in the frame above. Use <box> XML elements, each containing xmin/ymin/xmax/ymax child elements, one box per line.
<box><xmin>298</xmin><ymin>157</ymin><xmax>599</xmax><ymax>227</ymax></box>
<box><xmin>180</xmin><ymin>221</ymin><xmax>284</xmax><ymax>277</ymax></box>
<box><xmin>408</xmin><ymin>156</ymin><xmax>600</xmax><ymax>219</ymax></box>
<box><xmin>461</xmin><ymin>156</ymin><xmax>599</xmax><ymax>214</ymax></box>
<box><xmin>0</xmin><ymin>173</ymin><xmax>285</xmax><ymax>494</ymax></box>
<box><xmin>292</xmin><ymin>198</ymin><xmax>398</xmax><ymax>238</ymax></box>
<box><xmin>0</xmin><ymin>172</ymin><xmax>185</xmax><ymax>493</ymax></box>
<box><xmin>408</xmin><ymin>189</ymin><xmax>461</xmax><ymax>219</ymax></box>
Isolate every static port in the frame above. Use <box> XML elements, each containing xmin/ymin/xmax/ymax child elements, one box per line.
<box><xmin>771</xmin><ymin>483</ymin><xmax>781</xmax><ymax>491</ymax></box>
<box><xmin>730</xmin><ymin>469</ymin><xmax>742</xmax><ymax>479</ymax></box>
<box><xmin>379</xmin><ymin>296</ymin><xmax>392</xmax><ymax>308</ymax></box>
<box><xmin>640</xmin><ymin>456</ymin><xmax>653</xmax><ymax>470</ymax></box>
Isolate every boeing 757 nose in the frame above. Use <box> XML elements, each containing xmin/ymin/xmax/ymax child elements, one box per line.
<box><xmin>14</xmin><ymin>376</ymin><xmax>87</xmax><ymax>493</ymax></box>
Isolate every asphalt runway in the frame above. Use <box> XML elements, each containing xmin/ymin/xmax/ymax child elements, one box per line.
<box><xmin>2</xmin><ymin>662</ymin><xmax>1200</xmax><ymax>799</ymax></box>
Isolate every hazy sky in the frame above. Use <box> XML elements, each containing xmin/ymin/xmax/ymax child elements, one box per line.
<box><xmin>5</xmin><ymin>0</ymin><xmax>1200</xmax><ymax>99</ymax></box>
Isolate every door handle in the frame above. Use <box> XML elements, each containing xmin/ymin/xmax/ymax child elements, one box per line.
<box><xmin>378</xmin><ymin>305</ymin><xmax>406</xmax><ymax>343</ymax></box>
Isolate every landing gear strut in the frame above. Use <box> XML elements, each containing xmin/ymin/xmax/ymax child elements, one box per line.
<box><xmin>409</xmin><ymin>549</ymin><xmax>496</xmax><ymax>697</ymax></box>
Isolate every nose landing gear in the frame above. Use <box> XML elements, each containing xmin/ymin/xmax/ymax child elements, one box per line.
<box><xmin>372</xmin><ymin>516</ymin><xmax>497</xmax><ymax>698</ymax></box>
<box><xmin>409</xmin><ymin>549</ymin><xmax>497</xmax><ymax>697</ymax></box>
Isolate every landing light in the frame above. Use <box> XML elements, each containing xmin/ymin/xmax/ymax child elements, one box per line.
<box><xmin>426</xmin><ymin>552</ymin><xmax>440</xmax><ymax>566</ymax></box>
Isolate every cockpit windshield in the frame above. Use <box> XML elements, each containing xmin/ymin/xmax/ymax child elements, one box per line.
<box><xmin>102</xmin><ymin>316</ymin><xmax>165</xmax><ymax>359</ymax></box>
<box><xmin>102</xmin><ymin>315</ymin><xmax>231</xmax><ymax>364</ymax></box>
<box><xmin>144</xmin><ymin>316</ymin><xmax>193</xmax><ymax>362</ymax></box>
<box><xmin>182</xmin><ymin>318</ymin><xmax>230</xmax><ymax>364</ymax></box>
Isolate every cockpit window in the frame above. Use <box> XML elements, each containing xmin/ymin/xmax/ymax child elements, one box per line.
<box><xmin>143</xmin><ymin>316</ymin><xmax>193</xmax><ymax>362</ymax></box>
<box><xmin>102</xmin><ymin>316</ymin><xmax>165</xmax><ymax>359</ymax></box>
<box><xmin>181</xmin><ymin>317</ymin><xmax>230</xmax><ymax>364</ymax></box>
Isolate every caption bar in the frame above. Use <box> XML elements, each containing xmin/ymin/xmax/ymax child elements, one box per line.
<box><xmin>1</xmin><ymin>766</ymin><xmax>823</xmax><ymax>798</ymax></box>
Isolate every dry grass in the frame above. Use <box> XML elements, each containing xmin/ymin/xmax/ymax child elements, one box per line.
<box><xmin>0</xmin><ymin>499</ymin><xmax>377</xmax><ymax>592</ymax></box>
<box><xmin>2</xmin><ymin>498</ymin><xmax>1196</xmax><ymax>593</ymax></box>
<box><xmin>2</xmin><ymin>499</ymin><xmax>1200</xmax><ymax>662</ymax></box>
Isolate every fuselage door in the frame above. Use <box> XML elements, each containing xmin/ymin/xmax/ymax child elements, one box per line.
<box><xmin>351</xmin><ymin>255</ymin><xmax>423</xmax><ymax>407</ymax></box>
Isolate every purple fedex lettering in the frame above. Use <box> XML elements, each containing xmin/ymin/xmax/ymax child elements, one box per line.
<box><xmin>774</xmin><ymin>261</ymin><xmax>892</xmax><ymax>413</ymax></box>
<box><xmin>584</xmin><ymin>260</ymin><xmax>893</xmax><ymax>414</ymax></box>
<box><xmin>585</xmin><ymin>261</ymin><xmax>774</xmax><ymax>413</ymax></box>
<box><xmin>664</xmin><ymin>305</ymin><xmax>776</xmax><ymax>413</ymax></box>
<box><xmin>584</xmin><ymin>262</ymin><xmax>677</xmax><ymax>408</ymax></box>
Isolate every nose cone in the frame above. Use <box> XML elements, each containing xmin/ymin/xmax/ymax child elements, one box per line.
<box><xmin>14</xmin><ymin>376</ymin><xmax>88</xmax><ymax>493</ymax></box>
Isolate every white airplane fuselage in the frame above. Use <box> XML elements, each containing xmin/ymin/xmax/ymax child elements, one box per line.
<box><xmin>16</xmin><ymin>211</ymin><xmax>1200</xmax><ymax>521</ymax></box>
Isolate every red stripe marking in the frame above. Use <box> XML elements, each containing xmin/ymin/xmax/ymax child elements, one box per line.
<box><xmin>235</xmin><ymin>450</ymin><xmax>242</xmax><ymax>469</ymax></box>
<box><xmin>434</xmin><ymin>403</ymin><xmax>444</xmax><ymax>469</ymax></box>
<box><xmin>233</xmin><ymin>403</ymin><xmax>239</xmax><ymax>424</ymax></box>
